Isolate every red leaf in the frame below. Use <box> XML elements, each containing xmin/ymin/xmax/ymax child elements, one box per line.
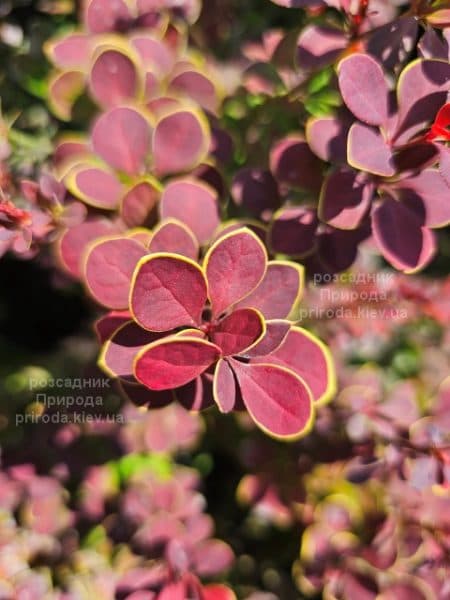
<box><xmin>204</xmin><ymin>229</ymin><xmax>267</xmax><ymax>317</ymax></box>
<box><xmin>85</xmin><ymin>237</ymin><xmax>148</xmax><ymax>309</ymax></box>
<box><xmin>135</xmin><ymin>337</ymin><xmax>221</xmax><ymax>390</ymax></box>
<box><xmin>230</xmin><ymin>360</ymin><xmax>314</xmax><ymax>440</ymax></box>
<box><xmin>202</xmin><ymin>585</ymin><xmax>236</xmax><ymax>600</ymax></box>
<box><xmin>130</xmin><ymin>254</ymin><xmax>207</xmax><ymax>331</ymax></box>
<box><xmin>210</xmin><ymin>308</ymin><xmax>265</xmax><ymax>356</ymax></box>
<box><xmin>253</xmin><ymin>326</ymin><xmax>336</xmax><ymax>406</ymax></box>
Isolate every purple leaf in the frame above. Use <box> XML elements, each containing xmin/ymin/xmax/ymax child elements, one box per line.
<box><xmin>297</xmin><ymin>25</ymin><xmax>347</xmax><ymax>70</ymax></box>
<box><xmin>347</xmin><ymin>123</ymin><xmax>395</xmax><ymax>176</ymax></box>
<box><xmin>338</xmin><ymin>53</ymin><xmax>389</xmax><ymax>126</ymax></box>
<box><xmin>372</xmin><ymin>196</ymin><xmax>437</xmax><ymax>272</ymax></box>
<box><xmin>270</xmin><ymin>135</ymin><xmax>322</xmax><ymax>191</ymax></box>
<box><xmin>319</xmin><ymin>169</ymin><xmax>373</xmax><ymax>229</ymax></box>
<box><xmin>269</xmin><ymin>206</ymin><xmax>318</xmax><ymax>257</ymax></box>
<box><xmin>231</xmin><ymin>168</ymin><xmax>280</xmax><ymax>220</ymax></box>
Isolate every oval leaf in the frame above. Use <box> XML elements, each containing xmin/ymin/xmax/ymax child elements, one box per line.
<box><xmin>121</xmin><ymin>180</ymin><xmax>160</xmax><ymax>227</ymax></box>
<box><xmin>65</xmin><ymin>164</ymin><xmax>123</xmax><ymax>210</ymax></box>
<box><xmin>204</xmin><ymin>229</ymin><xmax>267</xmax><ymax>317</ymax></box>
<box><xmin>153</xmin><ymin>110</ymin><xmax>210</xmax><ymax>176</ymax></box>
<box><xmin>85</xmin><ymin>237</ymin><xmax>148</xmax><ymax>309</ymax></box>
<box><xmin>100</xmin><ymin>320</ymin><xmax>162</xmax><ymax>381</ymax></box>
<box><xmin>230</xmin><ymin>360</ymin><xmax>314</xmax><ymax>440</ymax></box>
<box><xmin>213</xmin><ymin>359</ymin><xmax>237</xmax><ymax>413</ymax></box>
<box><xmin>253</xmin><ymin>326</ymin><xmax>336</xmax><ymax>406</ymax></box>
<box><xmin>130</xmin><ymin>254</ymin><xmax>207</xmax><ymax>331</ymax></box>
<box><xmin>90</xmin><ymin>49</ymin><xmax>138</xmax><ymax>107</ymax></box>
<box><xmin>372</xmin><ymin>196</ymin><xmax>437</xmax><ymax>272</ymax></box>
<box><xmin>135</xmin><ymin>337</ymin><xmax>221</xmax><ymax>390</ymax></box>
<box><xmin>148</xmin><ymin>219</ymin><xmax>198</xmax><ymax>259</ymax></box>
<box><xmin>160</xmin><ymin>178</ymin><xmax>220</xmax><ymax>244</ymax></box>
<box><xmin>338</xmin><ymin>53</ymin><xmax>389</xmax><ymax>126</ymax></box>
<box><xmin>92</xmin><ymin>107</ymin><xmax>151</xmax><ymax>175</ymax></box>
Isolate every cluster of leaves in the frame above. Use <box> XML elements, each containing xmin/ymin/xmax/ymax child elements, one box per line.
<box><xmin>0</xmin><ymin>0</ymin><xmax>449</xmax><ymax>597</ymax></box>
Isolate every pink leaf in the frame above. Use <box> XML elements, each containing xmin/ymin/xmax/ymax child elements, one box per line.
<box><xmin>135</xmin><ymin>337</ymin><xmax>221</xmax><ymax>390</ymax></box>
<box><xmin>84</xmin><ymin>0</ymin><xmax>132</xmax><ymax>33</ymax></box>
<box><xmin>297</xmin><ymin>25</ymin><xmax>347</xmax><ymax>70</ymax></box>
<box><xmin>130</xmin><ymin>254</ymin><xmax>207</xmax><ymax>331</ymax></box>
<box><xmin>347</xmin><ymin>123</ymin><xmax>395</xmax><ymax>177</ymax></box>
<box><xmin>213</xmin><ymin>359</ymin><xmax>237</xmax><ymax>413</ymax></box>
<box><xmin>100</xmin><ymin>320</ymin><xmax>162</xmax><ymax>381</ymax></box>
<box><xmin>90</xmin><ymin>50</ymin><xmax>138</xmax><ymax>107</ymax></box>
<box><xmin>338</xmin><ymin>53</ymin><xmax>389</xmax><ymax>126</ymax></box>
<box><xmin>58</xmin><ymin>218</ymin><xmax>120</xmax><ymax>278</ymax></box>
<box><xmin>148</xmin><ymin>219</ymin><xmax>198</xmax><ymax>259</ymax></box>
<box><xmin>92</xmin><ymin>107</ymin><xmax>151</xmax><ymax>175</ymax></box>
<box><xmin>235</xmin><ymin>260</ymin><xmax>304</xmax><ymax>319</ymax></box>
<box><xmin>65</xmin><ymin>165</ymin><xmax>123</xmax><ymax>210</ymax></box>
<box><xmin>85</xmin><ymin>237</ymin><xmax>148</xmax><ymax>309</ymax></box>
<box><xmin>45</xmin><ymin>33</ymin><xmax>91</xmax><ymax>69</ymax></box>
<box><xmin>204</xmin><ymin>229</ymin><xmax>267</xmax><ymax>317</ymax></box>
<box><xmin>121</xmin><ymin>180</ymin><xmax>160</xmax><ymax>227</ymax></box>
<box><xmin>153</xmin><ymin>110</ymin><xmax>210</xmax><ymax>176</ymax></box>
<box><xmin>160</xmin><ymin>178</ymin><xmax>220</xmax><ymax>244</ymax></box>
